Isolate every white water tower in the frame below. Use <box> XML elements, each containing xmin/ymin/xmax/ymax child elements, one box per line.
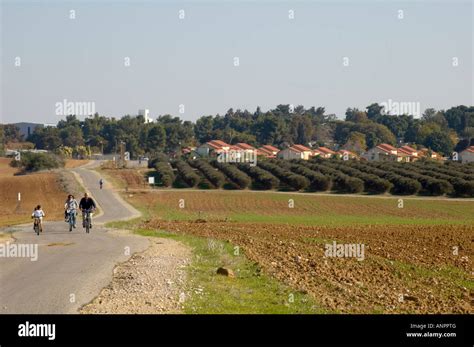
<box><xmin>138</xmin><ymin>109</ymin><xmax>153</xmax><ymax>123</ymax></box>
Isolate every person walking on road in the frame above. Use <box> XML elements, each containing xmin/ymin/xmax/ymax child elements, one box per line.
<box><xmin>79</xmin><ymin>193</ymin><xmax>97</xmax><ymax>229</ymax></box>
<box><xmin>99</xmin><ymin>178</ymin><xmax>104</xmax><ymax>189</ymax></box>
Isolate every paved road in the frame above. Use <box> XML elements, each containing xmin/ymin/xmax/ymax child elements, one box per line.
<box><xmin>0</xmin><ymin>162</ymin><xmax>149</xmax><ymax>313</ymax></box>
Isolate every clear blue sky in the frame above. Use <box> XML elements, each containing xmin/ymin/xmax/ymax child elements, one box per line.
<box><xmin>1</xmin><ymin>0</ymin><xmax>472</xmax><ymax>123</ymax></box>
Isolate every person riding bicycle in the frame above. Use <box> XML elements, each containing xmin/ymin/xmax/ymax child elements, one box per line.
<box><xmin>99</xmin><ymin>178</ymin><xmax>104</xmax><ymax>189</ymax></box>
<box><xmin>79</xmin><ymin>193</ymin><xmax>96</xmax><ymax>229</ymax></box>
<box><xmin>31</xmin><ymin>205</ymin><xmax>45</xmax><ymax>232</ymax></box>
<box><xmin>64</xmin><ymin>194</ymin><xmax>79</xmax><ymax>228</ymax></box>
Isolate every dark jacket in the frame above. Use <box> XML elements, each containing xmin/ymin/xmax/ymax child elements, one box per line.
<box><xmin>79</xmin><ymin>197</ymin><xmax>96</xmax><ymax>210</ymax></box>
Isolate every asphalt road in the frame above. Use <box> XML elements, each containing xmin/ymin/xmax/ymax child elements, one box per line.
<box><xmin>0</xmin><ymin>162</ymin><xmax>149</xmax><ymax>313</ymax></box>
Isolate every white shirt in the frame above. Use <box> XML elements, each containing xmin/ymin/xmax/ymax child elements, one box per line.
<box><xmin>32</xmin><ymin>209</ymin><xmax>45</xmax><ymax>218</ymax></box>
<box><xmin>65</xmin><ymin>199</ymin><xmax>79</xmax><ymax>211</ymax></box>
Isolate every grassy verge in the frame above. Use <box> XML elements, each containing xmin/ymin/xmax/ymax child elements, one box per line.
<box><xmin>136</xmin><ymin>228</ymin><xmax>325</xmax><ymax>314</ymax></box>
<box><xmin>94</xmin><ymin>166</ymin><xmax>126</xmax><ymax>190</ymax></box>
<box><xmin>107</xmin><ymin>217</ymin><xmax>325</xmax><ymax>314</ymax></box>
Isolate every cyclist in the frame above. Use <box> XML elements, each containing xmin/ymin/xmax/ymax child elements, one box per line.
<box><xmin>79</xmin><ymin>193</ymin><xmax>96</xmax><ymax>229</ymax></box>
<box><xmin>64</xmin><ymin>194</ymin><xmax>79</xmax><ymax>228</ymax></box>
<box><xmin>31</xmin><ymin>205</ymin><xmax>45</xmax><ymax>233</ymax></box>
<box><xmin>99</xmin><ymin>178</ymin><xmax>104</xmax><ymax>189</ymax></box>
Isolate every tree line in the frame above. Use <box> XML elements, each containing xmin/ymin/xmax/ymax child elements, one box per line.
<box><xmin>1</xmin><ymin>104</ymin><xmax>473</xmax><ymax>158</ymax></box>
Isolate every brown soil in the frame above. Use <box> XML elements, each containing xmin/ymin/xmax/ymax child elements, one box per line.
<box><xmin>0</xmin><ymin>158</ymin><xmax>69</xmax><ymax>226</ymax></box>
<box><xmin>141</xmin><ymin>219</ymin><xmax>473</xmax><ymax>314</ymax></box>
<box><xmin>103</xmin><ymin>168</ymin><xmax>150</xmax><ymax>189</ymax></box>
<box><xmin>65</xmin><ymin>159</ymin><xmax>90</xmax><ymax>168</ymax></box>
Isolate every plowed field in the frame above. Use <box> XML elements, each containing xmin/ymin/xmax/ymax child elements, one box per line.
<box><xmin>125</xmin><ymin>190</ymin><xmax>474</xmax><ymax>313</ymax></box>
<box><xmin>0</xmin><ymin>158</ymin><xmax>68</xmax><ymax>226</ymax></box>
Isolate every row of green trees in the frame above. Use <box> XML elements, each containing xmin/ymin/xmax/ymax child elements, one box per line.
<box><xmin>237</xmin><ymin>164</ymin><xmax>280</xmax><ymax>190</ymax></box>
<box><xmin>316</xmin><ymin>159</ymin><xmax>392</xmax><ymax>194</ymax></box>
<box><xmin>301</xmin><ymin>161</ymin><xmax>365</xmax><ymax>193</ymax></box>
<box><xmin>3</xmin><ymin>104</ymin><xmax>472</xmax><ymax>158</ymax></box>
<box><xmin>211</xmin><ymin>160</ymin><xmax>252</xmax><ymax>189</ymax></box>
<box><xmin>149</xmin><ymin>155</ymin><xmax>473</xmax><ymax>196</ymax></box>
<box><xmin>258</xmin><ymin>160</ymin><xmax>310</xmax><ymax>191</ymax></box>
<box><xmin>172</xmin><ymin>160</ymin><xmax>200</xmax><ymax>188</ymax></box>
<box><xmin>188</xmin><ymin>159</ymin><xmax>226</xmax><ymax>188</ymax></box>
<box><xmin>347</xmin><ymin>161</ymin><xmax>422</xmax><ymax>195</ymax></box>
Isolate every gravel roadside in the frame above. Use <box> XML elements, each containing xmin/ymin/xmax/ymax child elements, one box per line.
<box><xmin>80</xmin><ymin>231</ymin><xmax>191</xmax><ymax>314</ymax></box>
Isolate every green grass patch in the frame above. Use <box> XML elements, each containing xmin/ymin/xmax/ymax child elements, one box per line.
<box><xmin>135</xmin><ymin>228</ymin><xmax>327</xmax><ymax>314</ymax></box>
<box><xmin>390</xmin><ymin>259</ymin><xmax>473</xmax><ymax>290</ymax></box>
<box><xmin>136</xmin><ymin>191</ymin><xmax>474</xmax><ymax>227</ymax></box>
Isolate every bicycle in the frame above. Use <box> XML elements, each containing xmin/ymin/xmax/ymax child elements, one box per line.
<box><xmin>33</xmin><ymin>217</ymin><xmax>41</xmax><ymax>235</ymax></box>
<box><xmin>82</xmin><ymin>209</ymin><xmax>94</xmax><ymax>234</ymax></box>
<box><xmin>67</xmin><ymin>209</ymin><xmax>77</xmax><ymax>232</ymax></box>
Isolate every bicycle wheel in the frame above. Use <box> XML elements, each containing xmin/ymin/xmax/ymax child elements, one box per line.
<box><xmin>34</xmin><ymin>223</ymin><xmax>39</xmax><ymax>235</ymax></box>
<box><xmin>69</xmin><ymin>213</ymin><xmax>73</xmax><ymax>231</ymax></box>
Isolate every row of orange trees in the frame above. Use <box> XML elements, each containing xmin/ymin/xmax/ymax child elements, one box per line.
<box><xmin>150</xmin><ymin>156</ymin><xmax>473</xmax><ymax>197</ymax></box>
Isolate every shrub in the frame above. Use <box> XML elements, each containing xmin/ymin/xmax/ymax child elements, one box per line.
<box><xmin>153</xmin><ymin>162</ymin><xmax>175</xmax><ymax>187</ymax></box>
<box><xmin>370</xmin><ymin>162</ymin><xmax>452</xmax><ymax>196</ymax></box>
<box><xmin>211</xmin><ymin>161</ymin><xmax>251</xmax><ymax>189</ymax></box>
<box><xmin>172</xmin><ymin>160</ymin><xmax>200</xmax><ymax>187</ymax></box>
<box><xmin>348</xmin><ymin>161</ymin><xmax>422</xmax><ymax>195</ymax></box>
<box><xmin>238</xmin><ymin>164</ymin><xmax>280</xmax><ymax>190</ymax></box>
<box><xmin>302</xmin><ymin>161</ymin><xmax>364</xmax><ymax>193</ymax></box>
<box><xmin>413</xmin><ymin>167</ymin><xmax>474</xmax><ymax>197</ymax></box>
<box><xmin>258</xmin><ymin>161</ymin><xmax>310</xmax><ymax>191</ymax></box>
<box><xmin>289</xmin><ymin>164</ymin><xmax>331</xmax><ymax>191</ymax></box>
<box><xmin>320</xmin><ymin>160</ymin><xmax>391</xmax><ymax>194</ymax></box>
<box><xmin>188</xmin><ymin>159</ymin><xmax>226</xmax><ymax>188</ymax></box>
<box><xmin>148</xmin><ymin>152</ymin><xmax>170</xmax><ymax>168</ymax></box>
<box><xmin>10</xmin><ymin>152</ymin><xmax>64</xmax><ymax>172</ymax></box>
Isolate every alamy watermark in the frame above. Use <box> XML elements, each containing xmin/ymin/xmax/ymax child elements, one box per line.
<box><xmin>55</xmin><ymin>99</ymin><xmax>95</xmax><ymax>116</ymax></box>
<box><xmin>380</xmin><ymin>99</ymin><xmax>420</xmax><ymax>117</ymax></box>
<box><xmin>217</xmin><ymin>150</ymin><xmax>257</xmax><ymax>166</ymax></box>
<box><xmin>324</xmin><ymin>241</ymin><xmax>365</xmax><ymax>261</ymax></box>
<box><xmin>0</xmin><ymin>242</ymin><xmax>38</xmax><ymax>261</ymax></box>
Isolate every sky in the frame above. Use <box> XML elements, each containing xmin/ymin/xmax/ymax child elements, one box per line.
<box><xmin>1</xmin><ymin>0</ymin><xmax>472</xmax><ymax>124</ymax></box>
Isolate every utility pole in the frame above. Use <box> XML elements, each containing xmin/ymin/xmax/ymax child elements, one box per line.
<box><xmin>120</xmin><ymin>141</ymin><xmax>125</xmax><ymax>168</ymax></box>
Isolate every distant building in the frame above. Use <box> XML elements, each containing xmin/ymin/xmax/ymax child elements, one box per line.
<box><xmin>459</xmin><ymin>146</ymin><xmax>474</xmax><ymax>163</ymax></box>
<box><xmin>257</xmin><ymin>145</ymin><xmax>279</xmax><ymax>158</ymax></box>
<box><xmin>337</xmin><ymin>149</ymin><xmax>358</xmax><ymax>159</ymax></box>
<box><xmin>362</xmin><ymin>143</ymin><xmax>439</xmax><ymax>162</ymax></box>
<box><xmin>233</xmin><ymin>143</ymin><xmax>257</xmax><ymax>154</ymax></box>
<box><xmin>138</xmin><ymin>109</ymin><xmax>153</xmax><ymax>123</ymax></box>
<box><xmin>196</xmin><ymin>140</ymin><xmax>231</xmax><ymax>157</ymax></box>
<box><xmin>9</xmin><ymin>122</ymin><xmax>49</xmax><ymax>139</ymax></box>
<box><xmin>277</xmin><ymin>144</ymin><xmax>312</xmax><ymax>160</ymax></box>
<box><xmin>313</xmin><ymin>146</ymin><xmax>337</xmax><ymax>159</ymax></box>
<box><xmin>362</xmin><ymin>143</ymin><xmax>400</xmax><ymax>162</ymax></box>
<box><xmin>398</xmin><ymin>145</ymin><xmax>419</xmax><ymax>161</ymax></box>
<box><xmin>415</xmin><ymin>148</ymin><xmax>442</xmax><ymax>161</ymax></box>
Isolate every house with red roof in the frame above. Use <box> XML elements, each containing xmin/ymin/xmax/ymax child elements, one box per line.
<box><xmin>460</xmin><ymin>146</ymin><xmax>474</xmax><ymax>163</ymax></box>
<box><xmin>196</xmin><ymin>140</ymin><xmax>231</xmax><ymax>157</ymax></box>
<box><xmin>277</xmin><ymin>144</ymin><xmax>312</xmax><ymax>160</ymax></box>
<box><xmin>362</xmin><ymin>143</ymin><xmax>402</xmax><ymax>162</ymax></box>
<box><xmin>314</xmin><ymin>146</ymin><xmax>337</xmax><ymax>159</ymax></box>
<box><xmin>257</xmin><ymin>145</ymin><xmax>279</xmax><ymax>158</ymax></box>
<box><xmin>234</xmin><ymin>143</ymin><xmax>257</xmax><ymax>153</ymax></box>
<box><xmin>418</xmin><ymin>148</ymin><xmax>444</xmax><ymax>161</ymax></box>
<box><xmin>337</xmin><ymin>149</ymin><xmax>358</xmax><ymax>160</ymax></box>
<box><xmin>398</xmin><ymin>145</ymin><xmax>420</xmax><ymax>161</ymax></box>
